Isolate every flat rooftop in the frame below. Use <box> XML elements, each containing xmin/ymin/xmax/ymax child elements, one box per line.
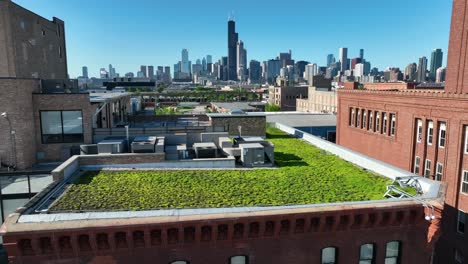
<box><xmin>48</xmin><ymin>128</ymin><xmax>392</xmax><ymax>212</ymax></box>
<box><xmin>266</xmin><ymin>113</ymin><xmax>336</xmax><ymax>127</ymax></box>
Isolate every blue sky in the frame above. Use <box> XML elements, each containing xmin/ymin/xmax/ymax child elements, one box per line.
<box><xmin>14</xmin><ymin>0</ymin><xmax>452</xmax><ymax>78</ymax></box>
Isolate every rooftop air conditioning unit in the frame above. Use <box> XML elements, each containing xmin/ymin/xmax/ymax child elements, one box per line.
<box><xmin>131</xmin><ymin>136</ymin><xmax>157</xmax><ymax>153</ymax></box>
<box><xmin>97</xmin><ymin>138</ymin><xmax>127</xmax><ymax>154</ymax></box>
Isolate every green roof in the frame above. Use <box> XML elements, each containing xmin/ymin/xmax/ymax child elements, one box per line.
<box><xmin>50</xmin><ymin>128</ymin><xmax>391</xmax><ymax>212</ymax></box>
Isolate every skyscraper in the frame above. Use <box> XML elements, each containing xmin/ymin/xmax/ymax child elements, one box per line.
<box><xmin>148</xmin><ymin>66</ymin><xmax>155</xmax><ymax>79</ymax></box>
<box><xmin>82</xmin><ymin>66</ymin><xmax>88</xmax><ymax>78</ymax></box>
<box><xmin>359</xmin><ymin>49</ymin><xmax>364</xmax><ymax>60</ymax></box>
<box><xmin>417</xmin><ymin>57</ymin><xmax>428</xmax><ymax>82</ymax></box>
<box><xmin>249</xmin><ymin>60</ymin><xmax>261</xmax><ymax>84</ymax></box>
<box><xmin>405</xmin><ymin>63</ymin><xmax>417</xmax><ymax>81</ymax></box>
<box><xmin>339</xmin><ymin>48</ymin><xmax>348</xmax><ymax>73</ymax></box>
<box><xmin>206</xmin><ymin>55</ymin><xmax>212</xmax><ymax>64</ymax></box>
<box><xmin>228</xmin><ymin>20</ymin><xmax>238</xmax><ymax>81</ymax></box>
<box><xmin>109</xmin><ymin>64</ymin><xmax>116</xmax><ymax>78</ymax></box>
<box><xmin>350</xmin><ymin>58</ymin><xmax>362</xmax><ymax>70</ymax></box>
<box><xmin>181</xmin><ymin>49</ymin><xmax>190</xmax><ymax>74</ymax></box>
<box><xmin>326</xmin><ymin>54</ymin><xmax>335</xmax><ymax>67</ymax></box>
<box><xmin>430</xmin><ymin>49</ymin><xmax>443</xmax><ymax>80</ymax></box>
<box><xmin>237</xmin><ymin>41</ymin><xmax>247</xmax><ymax>81</ymax></box>
<box><xmin>140</xmin><ymin>65</ymin><xmax>147</xmax><ymax>78</ymax></box>
<box><xmin>202</xmin><ymin>57</ymin><xmax>207</xmax><ymax>72</ymax></box>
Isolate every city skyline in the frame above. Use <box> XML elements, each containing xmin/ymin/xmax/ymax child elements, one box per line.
<box><xmin>13</xmin><ymin>0</ymin><xmax>452</xmax><ymax>78</ymax></box>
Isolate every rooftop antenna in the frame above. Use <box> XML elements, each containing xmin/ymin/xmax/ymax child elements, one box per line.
<box><xmin>228</xmin><ymin>11</ymin><xmax>235</xmax><ymax>21</ymax></box>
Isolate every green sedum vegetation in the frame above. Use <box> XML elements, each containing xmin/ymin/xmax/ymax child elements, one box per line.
<box><xmin>51</xmin><ymin>128</ymin><xmax>392</xmax><ymax>212</ymax></box>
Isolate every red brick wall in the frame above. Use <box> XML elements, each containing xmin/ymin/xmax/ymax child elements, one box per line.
<box><xmin>2</xmin><ymin>204</ymin><xmax>436</xmax><ymax>264</ymax></box>
<box><xmin>337</xmin><ymin>89</ymin><xmax>468</xmax><ymax>263</ymax></box>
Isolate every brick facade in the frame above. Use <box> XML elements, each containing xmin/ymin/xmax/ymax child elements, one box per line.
<box><xmin>297</xmin><ymin>87</ymin><xmax>337</xmax><ymax>114</ymax></box>
<box><xmin>0</xmin><ymin>0</ymin><xmax>68</xmax><ymax>79</ymax></box>
<box><xmin>1</xmin><ymin>202</ymin><xmax>440</xmax><ymax>264</ymax></box>
<box><xmin>209</xmin><ymin>116</ymin><xmax>266</xmax><ymax>137</ymax></box>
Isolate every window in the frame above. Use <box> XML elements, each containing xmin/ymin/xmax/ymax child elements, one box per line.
<box><xmin>40</xmin><ymin>111</ymin><xmax>83</xmax><ymax>144</ymax></box>
<box><xmin>462</xmin><ymin>171</ymin><xmax>468</xmax><ymax>194</ymax></box>
<box><xmin>424</xmin><ymin>159</ymin><xmax>431</xmax><ymax>178</ymax></box>
<box><xmin>359</xmin><ymin>243</ymin><xmax>375</xmax><ymax>264</ymax></box>
<box><xmin>458</xmin><ymin>210</ymin><xmax>466</xmax><ymax>234</ymax></box>
<box><xmin>414</xmin><ymin>157</ymin><xmax>421</xmax><ymax>175</ymax></box>
<box><xmin>363</xmin><ymin>110</ymin><xmax>367</xmax><ymax>130</ymax></box>
<box><xmin>357</xmin><ymin>109</ymin><xmax>361</xmax><ymax>128</ymax></box>
<box><xmin>59</xmin><ymin>46</ymin><xmax>62</xmax><ymax>58</ymax></box>
<box><xmin>350</xmin><ymin>108</ymin><xmax>355</xmax><ymax>126</ymax></box>
<box><xmin>375</xmin><ymin>112</ymin><xmax>380</xmax><ymax>133</ymax></box>
<box><xmin>385</xmin><ymin>241</ymin><xmax>401</xmax><ymax>264</ymax></box>
<box><xmin>435</xmin><ymin>163</ymin><xmax>443</xmax><ymax>181</ymax></box>
<box><xmin>41</xmin><ymin>29</ymin><xmax>46</xmax><ymax>36</ymax></box>
<box><xmin>368</xmin><ymin>111</ymin><xmax>373</xmax><ymax>131</ymax></box>
<box><xmin>321</xmin><ymin>247</ymin><xmax>337</xmax><ymax>264</ymax></box>
<box><xmin>455</xmin><ymin>248</ymin><xmax>464</xmax><ymax>264</ymax></box>
<box><xmin>230</xmin><ymin>256</ymin><xmax>247</xmax><ymax>264</ymax></box>
<box><xmin>465</xmin><ymin>126</ymin><xmax>468</xmax><ymax>154</ymax></box>
<box><xmin>416</xmin><ymin>119</ymin><xmax>423</xmax><ymax>143</ymax></box>
<box><xmin>382</xmin><ymin>113</ymin><xmax>388</xmax><ymax>135</ymax></box>
<box><xmin>390</xmin><ymin>114</ymin><xmax>396</xmax><ymax>136</ymax></box>
<box><xmin>170</xmin><ymin>261</ymin><xmax>188</xmax><ymax>264</ymax></box>
<box><xmin>439</xmin><ymin>122</ymin><xmax>446</xmax><ymax>147</ymax></box>
<box><xmin>427</xmin><ymin>121</ymin><xmax>434</xmax><ymax>145</ymax></box>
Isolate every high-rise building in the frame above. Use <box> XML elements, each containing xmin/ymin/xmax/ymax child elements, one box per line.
<box><xmin>354</xmin><ymin>63</ymin><xmax>365</xmax><ymax>80</ymax></box>
<box><xmin>148</xmin><ymin>66</ymin><xmax>155</xmax><ymax>79</ymax></box>
<box><xmin>124</xmin><ymin>72</ymin><xmax>134</xmax><ymax>78</ymax></box>
<box><xmin>350</xmin><ymin>58</ymin><xmax>362</xmax><ymax>70</ymax></box>
<box><xmin>436</xmin><ymin>67</ymin><xmax>446</xmax><ymax>83</ymax></box>
<box><xmin>405</xmin><ymin>63</ymin><xmax>417</xmax><ymax>81</ymax></box>
<box><xmin>227</xmin><ymin>20</ymin><xmax>238</xmax><ymax>81</ymax></box>
<box><xmin>249</xmin><ymin>60</ymin><xmax>261</xmax><ymax>84</ymax></box>
<box><xmin>140</xmin><ymin>66</ymin><xmax>147</xmax><ymax>78</ymax></box>
<box><xmin>326</xmin><ymin>54</ymin><xmax>335</xmax><ymax>67</ymax></box>
<box><xmin>82</xmin><ymin>66</ymin><xmax>88</xmax><ymax>78</ymax></box>
<box><xmin>206</xmin><ymin>55</ymin><xmax>212</xmax><ymax>64</ymax></box>
<box><xmin>430</xmin><ymin>49</ymin><xmax>443</xmax><ymax>80</ymax></box>
<box><xmin>359</xmin><ymin>49</ymin><xmax>364</xmax><ymax>60</ymax></box>
<box><xmin>108</xmin><ymin>64</ymin><xmax>116</xmax><ymax>79</ymax></box>
<box><xmin>339</xmin><ymin>48</ymin><xmax>348</xmax><ymax>73</ymax></box>
<box><xmin>416</xmin><ymin>57</ymin><xmax>427</xmax><ymax>82</ymax></box>
<box><xmin>295</xmin><ymin>61</ymin><xmax>309</xmax><ymax>80</ymax></box>
<box><xmin>266</xmin><ymin>59</ymin><xmax>282</xmax><ymax>84</ymax></box>
<box><xmin>237</xmin><ymin>41</ymin><xmax>247</xmax><ymax>81</ymax></box>
<box><xmin>100</xmin><ymin>68</ymin><xmax>108</xmax><ymax>79</ymax></box>
<box><xmin>363</xmin><ymin>61</ymin><xmax>371</xmax><ymax>75</ymax></box>
<box><xmin>304</xmin><ymin>64</ymin><xmax>319</xmax><ymax>85</ymax></box>
<box><xmin>202</xmin><ymin>57</ymin><xmax>207</xmax><ymax>72</ymax></box>
<box><xmin>181</xmin><ymin>49</ymin><xmax>190</xmax><ymax>74</ymax></box>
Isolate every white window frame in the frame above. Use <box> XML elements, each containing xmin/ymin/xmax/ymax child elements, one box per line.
<box><xmin>363</xmin><ymin>110</ymin><xmax>367</xmax><ymax>130</ymax></box>
<box><xmin>385</xmin><ymin>241</ymin><xmax>400</xmax><ymax>264</ymax></box>
<box><xmin>414</xmin><ymin>157</ymin><xmax>421</xmax><ymax>175</ymax></box>
<box><xmin>375</xmin><ymin>112</ymin><xmax>380</xmax><ymax>133</ymax></box>
<box><xmin>438</xmin><ymin>122</ymin><xmax>446</xmax><ymax>148</ymax></box>
<box><xmin>458</xmin><ymin>210</ymin><xmax>466</xmax><ymax>234</ymax></box>
<box><xmin>417</xmin><ymin>119</ymin><xmax>423</xmax><ymax>143</ymax></box>
<box><xmin>357</xmin><ymin>109</ymin><xmax>361</xmax><ymax>128</ymax></box>
<box><xmin>382</xmin><ymin>113</ymin><xmax>388</xmax><ymax>135</ymax></box>
<box><xmin>464</xmin><ymin>126</ymin><xmax>468</xmax><ymax>154</ymax></box>
<box><xmin>424</xmin><ymin>159</ymin><xmax>431</xmax><ymax>178</ymax></box>
<box><xmin>350</xmin><ymin>108</ymin><xmax>355</xmax><ymax>126</ymax></box>
<box><xmin>462</xmin><ymin>171</ymin><xmax>468</xmax><ymax>194</ymax></box>
<box><xmin>435</xmin><ymin>163</ymin><xmax>443</xmax><ymax>181</ymax></box>
<box><xmin>390</xmin><ymin>114</ymin><xmax>396</xmax><ymax>136</ymax></box>
<box><xmin>321</xmin><ymin>247</ymin><xmax>337</xmax><ymax>264</ymax></box>
<box><xmin>427</xmin><ymin>121</ymin><xmax>434</xmax><ymax>145</ymax></box>
<box><xmin>368</xmin><ymin>111</ymin><xmax>373</xmax><ymax>131</ymax></box>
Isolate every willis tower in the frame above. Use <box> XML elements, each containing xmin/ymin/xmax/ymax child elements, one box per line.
<box><xmin>228</xmin><ymin>19</ymin><xmax>238</xmax><ymax>81</ymax></box>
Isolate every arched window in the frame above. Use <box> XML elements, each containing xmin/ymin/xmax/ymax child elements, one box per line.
<box><xmin>230</xmin><ymin>255</ymin><xmax>248</xmax><ymax>264</ymax></box>
<box><xmin>170</xmin><ymin>261</ymin><xmax>189</xmax><ymax>264</ymax></box>
<box><xmin>385</xmin><ymin>241</ymin><xmax>401</xmax><ymax>264</ymax></box>
<box><xmin>321</xmin><ymin>247</ymin><xmax>337</xmax><ymax>264</ymax></box>
<box><xmin>359</xmin><ymin>243</ymin><xmax>375</xmax><ymax>264</ymax></box>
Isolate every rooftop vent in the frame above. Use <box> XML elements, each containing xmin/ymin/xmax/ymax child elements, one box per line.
<box><xmin>230</xmin><ymin>108</ymin><xmax>246</xmax><ymax>115</ymax></box>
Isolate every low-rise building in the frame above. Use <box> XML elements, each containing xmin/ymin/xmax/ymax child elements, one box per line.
<box><xmin>268</xmin><ymin>86</ymin><xmax>308</xmax><ymax>111</ymax></box>
<box><xmin>297</xmin><ymin>87</ymin><xmax>337</xmax><ymax>114</ymax></box>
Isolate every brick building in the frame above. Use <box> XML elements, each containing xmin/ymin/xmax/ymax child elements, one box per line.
<box><xmin>297</xmin><ymin>87</ymin><xmax>337</xmax><ymax>114</ymax></box>
<box><xmin>268</xmin><ymin>86</ymin><xmax>308</xmax><ymax>111</ymax></box>
<box><xmin>337</xmin><ymin>0</ymin><xmax>468</xmax><ymax>262</ymax></box>
<box><xmin>0</xmin><ymin>0</ymin><xmax>67</xmax><ymax>79</ymax></box>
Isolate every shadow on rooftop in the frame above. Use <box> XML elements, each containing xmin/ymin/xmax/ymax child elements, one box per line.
<box><xmin>274</xmin><ymin>152</ymin><xmax>308</xmax><ymax>167</ymax></box>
